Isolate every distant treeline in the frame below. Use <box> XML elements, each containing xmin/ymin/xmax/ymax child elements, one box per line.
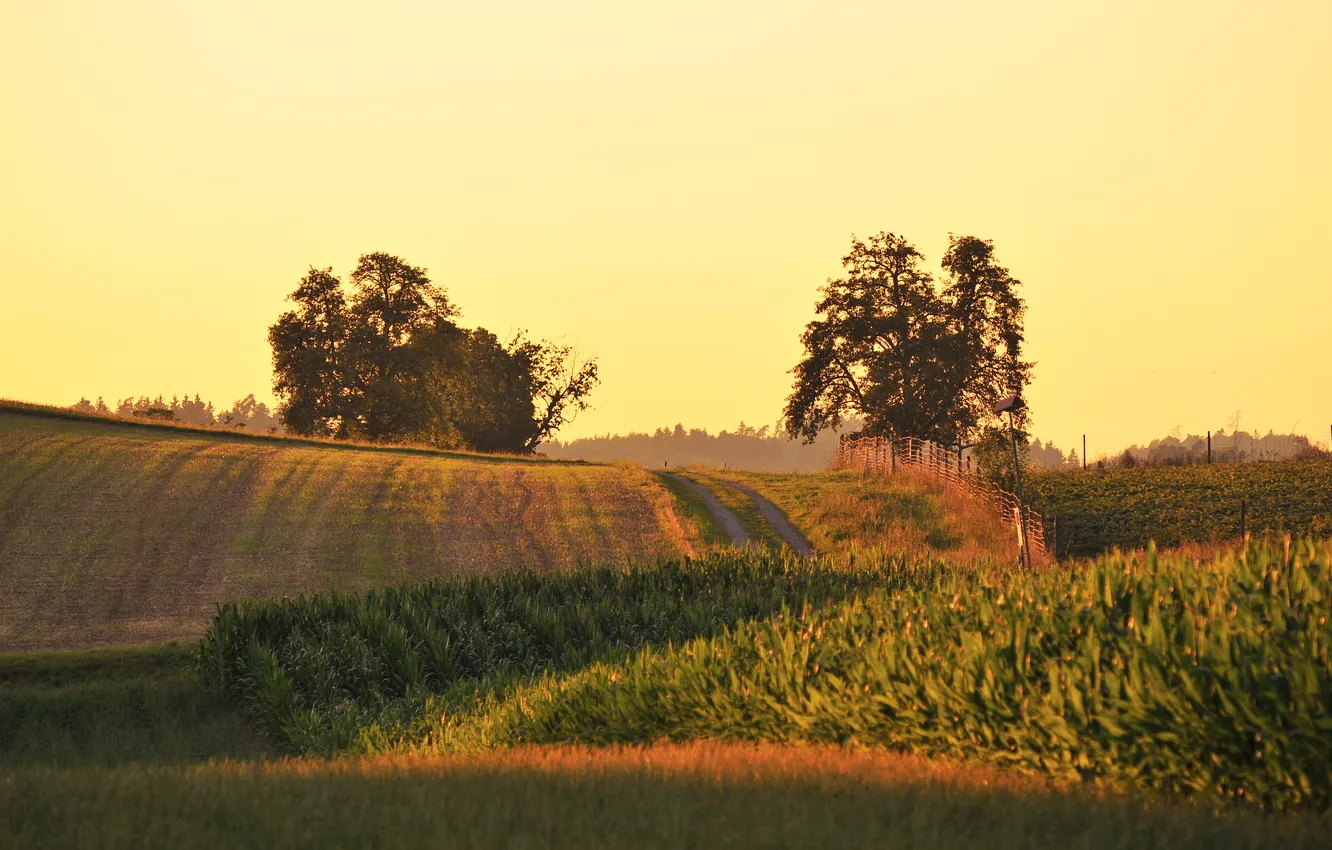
<box><xmin>1027</xmin><ymin>429</ymin><xmax>1328</xmax><ymax>471</ymax></box>
<box><xmin>559</xmin><ymin>423</ymin><xmax>1328</xmax><ymax>475</ymax></box>
<box><xmin>541</xmin><ymin>421</ymin><xmax>842</xmax><ymax>472</ymax></box>
<box><xmin>72</xmin><ymin>394</ymin><xmax>284</xmax><ymax>434</ymax></box>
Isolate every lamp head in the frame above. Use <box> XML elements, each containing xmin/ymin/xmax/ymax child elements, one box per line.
<box><xmin>992</xmin><ymin>395</ymin><xmax>1025</xmax><ymax>416</ymax></box>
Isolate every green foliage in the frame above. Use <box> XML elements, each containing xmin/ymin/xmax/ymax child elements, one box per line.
<box><xmin>973</xmin><ymin>423</ymin><xmax>1028</xmax><ymax>489</ymax></box>
<box><xmin>268</xmin><ymin>253</ymin><xmax>598</xmax><ymax>452</ymax></box>
<box><xmin>785</xmin><ymin>232</ymin><xmax>1030</xmax><ymax>448</ymax></box>
<box><xmin>492</xmin><ymin>540</ymin><xmax>1332</xmax><ymax>810</ymax></box>
<box><xmin>200</xmin><ymin>542</ymin><xmax>1332</xmax><ymax>810</ymax></box>
<box><xmin>0</xmin><ymin>646</ymin><xmax>268</xmax><ymax>768</ymax></box>
<box><xmin>198</xmin><ymin>553</ymin><xmax>925</xmax><ymax>753</ymax></box>
<box><xmin>1025</xmin><ymin>460</ymin><xmax>1332</xmax><ymax>557</ymax></box>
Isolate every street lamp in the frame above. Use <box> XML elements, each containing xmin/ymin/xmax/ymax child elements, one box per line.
<box><xmin>993</xmin><ymin>395</ymin><xmax>1032</xmax><ymax>569</ymax></box>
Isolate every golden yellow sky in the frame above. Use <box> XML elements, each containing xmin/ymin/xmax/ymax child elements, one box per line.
<box><xmin>3</xmin><ymin>1</ymin><xmax>1329</xmax><ymax>456</ymax></box>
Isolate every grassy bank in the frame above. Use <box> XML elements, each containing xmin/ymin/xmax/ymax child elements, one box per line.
<box><xmin>711</xmin><ymin>469</ymin><xmax>1014</xmax><ymax>560</ymax></box>
<box><xmin>3</xmin><ymin>647</ymin><xmax>1326</xmax><ymax>848</ymax></box>
<box><xmin>0</xmin><ymin>409</ymin><xmax>695</xmax><ymax>651</ymax></box>
<box><xmin>1024</xmin><ymin>460</ymin><xmax>1332</xmax><ymax>557</ymax></box>
<box><xmin>650</xmin><ymin>471</ymin><xmax>733</xmax><ymax>549</ymax></box>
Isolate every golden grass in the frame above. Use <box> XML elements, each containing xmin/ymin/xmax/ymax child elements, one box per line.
<box><xmin>0</xmin><ymin>412</ymin><xmax>692</xmax><ymax>652</ymax></box>
<box><xmin>206</xmin><ymin>741</ymin><xmax>1058</xmax><ymax>795</ymax></box>
<box><xmin>716</xmin><ymin>467</ymin><xmax>1019</xmax><ymax>564</ymax></box>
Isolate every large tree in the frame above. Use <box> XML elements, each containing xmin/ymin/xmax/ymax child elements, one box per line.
<box><xmin>269</xmin><ymin>252</ymin><xmax>598</xmax><ymax>452</ymax></box>
<box><xmin>507</xmin><ymin>334</ymin><xmax>601</xmax><ymax>453</ymax></box>
<box><xmin>343</xmin><ymin>252</ymin><xmax>458</xmax><ymax>440</ymax></box>
<box><xmin>784</xmin><ymin>232</ymin><xmax>1031</xmax><ymax>453</ymax></box>
<box><xmin>268</xmin><ymin>267</ymin><xmax>351</xmax><ymax>437</ymax></box>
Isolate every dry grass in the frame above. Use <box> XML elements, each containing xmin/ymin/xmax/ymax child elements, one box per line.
<box><xmin>717</xmin><ymin>467</ymin><xmax>1019</xmax><ymax>564</ymax></box>
<box><xmin>0</xmin><ymin>411</ymin><xmax>691</xmax><ymax>652</ymax></box>
<box><xmin>188</xmin><ymin>742</ymin><xmax>1063</xmax><ymax>794</ymax></box>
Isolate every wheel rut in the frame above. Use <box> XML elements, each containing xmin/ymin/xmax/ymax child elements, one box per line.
<box><xmin>665</xmin><ymin>472</ymin><xmax>815</xmax><ymax>557</ymax></box>
<box><xmin>661</xmin><ymin>473</ymin><xmax>750</xmax><ymax>547</ymax></box>
<box><xmin>712</xmin><ymin>477</ymin><xmax>815</xmax><ymax>557</ymax></box>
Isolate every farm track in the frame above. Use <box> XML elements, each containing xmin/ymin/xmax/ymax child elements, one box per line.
<box><xmin>661</xmin><ymin>473</ymin><xmax>750</xmax><ymax>546</ymax></box>
<box><xmin>665</xmin><ymin>471</ymin><xmax>815</xmax><ymax>555</ymax></box>
<box><xmin>712</xmin><ymin>478</ymin><xmax>814</xmax><ymax>556</ymax></box>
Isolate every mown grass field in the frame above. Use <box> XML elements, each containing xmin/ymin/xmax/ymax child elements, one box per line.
<box><xmin>1025</xmin><ymin>460</ymin><xmax>1332</xmax><ymax>557</ymax></box>
<box><xmin>0</xmin><ymin>407</ymin><xmax>696</xmax><ymax>651</ymax></box>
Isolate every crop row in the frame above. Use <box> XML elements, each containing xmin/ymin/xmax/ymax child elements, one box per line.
<box><xmin>198</xmin><ymin>551</ymin><xmax>934</xmax><ymax>751</ymax></box>
<box><xmin>200</xmin><ymin>541</ymin><xmax>1332</xmax><ymax>810</ymax></box>
<box><xmin>1024</xmin><ymin>459</ymin><xmax>1332</xmax><ymax>556</ymax></box>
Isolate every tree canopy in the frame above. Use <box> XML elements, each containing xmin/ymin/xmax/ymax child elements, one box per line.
<box><xmin>268</xmin><ymin>252</ymin><xmax>597</xmax><ymax>452</ymax></box>
<box><xmin>784</xmin><ymin>232</ymin><xmax>1031</xmax><ymax>453</ymax></box>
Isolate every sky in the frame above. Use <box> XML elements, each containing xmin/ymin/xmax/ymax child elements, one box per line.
<box><xmin>2</xmin><ymin>0</ymin><xmax>1329</xmax><ymax>458</ymax></box>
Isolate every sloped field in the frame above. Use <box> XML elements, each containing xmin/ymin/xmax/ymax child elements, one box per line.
<box><xmin>0</xmin><ymin>408</ymin><xmax>691</xmax><ymax>651</ymax></box>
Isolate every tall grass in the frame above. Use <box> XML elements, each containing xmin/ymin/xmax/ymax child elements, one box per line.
<box><xmin>0</xmin><ymin>646</ymin><xmax>268</xmax><ymax>768</ymax></box>
<box><xmin>12</xmin><ymin>744</ymin><xmax>1331</xmax><ymax>849</ymax></box>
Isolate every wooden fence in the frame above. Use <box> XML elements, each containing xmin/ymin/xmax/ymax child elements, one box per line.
<box><xmin>834</xmin><ymin>435</ymin><xmax>1048</xmax><ymax>562</ymax></box>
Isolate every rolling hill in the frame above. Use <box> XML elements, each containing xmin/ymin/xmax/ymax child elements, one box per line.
<box><xmin>0</xmin><ymin>405</ymin><xmax>695</xmax><ymax>651</ymax></box>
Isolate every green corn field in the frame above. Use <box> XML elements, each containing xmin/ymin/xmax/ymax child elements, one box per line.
<box><xmin>1024</xmin><ymin>459</ymin><xmax>1332</xmax><ymax>556</ymax></box>
<box><xmin>199</xmin><ymin>539</ymin><xmax>1332</xmax><ymax>810</ymax></box>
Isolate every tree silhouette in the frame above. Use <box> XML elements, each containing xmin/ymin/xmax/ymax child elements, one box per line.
<box><xmin>268</xmin><ymin>267</ymin><xmax>350</xmax><ymax>437</ymax></box>
<box><xmin>785</xmin><ymin>232</ymin><xmax>1031</xmax><ymax>460</ymax></box>
<box><xmin>268</xmin><ymin>252</ymin><xmax>597</xmax><ymax>452</ymax></box>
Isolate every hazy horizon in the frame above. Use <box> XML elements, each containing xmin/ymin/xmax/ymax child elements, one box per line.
<box><xmin>4</xmin><ymin>1</ymin><xmax>1329</xmax><ymax>455</ymax></box>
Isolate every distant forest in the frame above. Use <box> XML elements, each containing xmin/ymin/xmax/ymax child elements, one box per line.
<box><xmin>541</xmin><ymin>421</ymin><xmax>844</xmax><ymax>472</ymax></box>
<box><xmin>72</xmin><ymin>394</ymin><xmax>284</xmax><ymax>434</ymax></box>
<box><xmin>545</xmin><ymin>422</ymin><xmax>1326</xmax><ymax>473</ymax></box>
